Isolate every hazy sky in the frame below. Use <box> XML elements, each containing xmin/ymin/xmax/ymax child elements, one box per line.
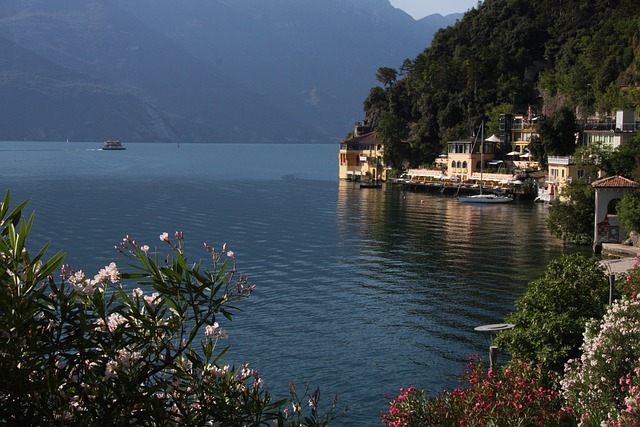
<box><xmin>389</xmin><ymin>0</ymin><xmax>480</xmax><ymax>19</ymax></box>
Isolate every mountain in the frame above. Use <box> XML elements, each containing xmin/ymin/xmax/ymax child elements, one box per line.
<box><xmin>0</xmin><ymin>0</ymin><xmax>459</xmax><ymax>142</ymax></box>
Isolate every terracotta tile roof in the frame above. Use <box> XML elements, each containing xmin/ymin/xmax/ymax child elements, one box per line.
<box><xmin>591</xmin><ymin>175</ymin><xmax>639</xmax><ymax>188</ymax></box>
<box><xmin>341</xmin><ymin>132</ymin><xmax>381</xmax><ymax>144</ymax></box>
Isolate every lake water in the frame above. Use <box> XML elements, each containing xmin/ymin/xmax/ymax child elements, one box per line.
<box><xmin>0</xmin><ymin>141</ymin><xmax>590</xmax><ymax>425</ymax></box>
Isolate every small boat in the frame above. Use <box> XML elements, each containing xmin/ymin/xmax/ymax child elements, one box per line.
<box><xmin>100</xmin><ymin>140</ymin><xmax>126</xmax><ymax>150</ymax></box>
<box><xmin>458</xmin><ymin>193</ymin><xmax>512</xmax><ymax>203</ymax></box>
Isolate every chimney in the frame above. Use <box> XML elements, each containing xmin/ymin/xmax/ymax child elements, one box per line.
<box><xmin>354</xmin><ymin>122</ymin><xmax>367</xmax><ymax>136</ymax></box>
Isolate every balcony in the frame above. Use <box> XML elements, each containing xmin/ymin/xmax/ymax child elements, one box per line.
<box><xmin>547</xmin><ymin>156</ymin><xmax>575</xmax><ymax>166</ymax></box>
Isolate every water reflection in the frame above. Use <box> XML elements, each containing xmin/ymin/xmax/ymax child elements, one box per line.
<box><xmin>335</xmin><ymin>181</ymin><xmax>591</xmax><ymax>385</ymax></box>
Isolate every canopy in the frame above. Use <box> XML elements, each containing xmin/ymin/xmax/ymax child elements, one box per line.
<box><xmin>484</xmin><ymin>134</ymin><xmax>501</xmax><ymax>143</ymax></box>
<box><xmin>520</xmin><ymin>152</ymin><xmax>531</xmax><ymax>158</ymax></box>
<box><xmin>506</xmin><ymin>151</ymin><xmax>520</xmax><ymax>156</ymax></box>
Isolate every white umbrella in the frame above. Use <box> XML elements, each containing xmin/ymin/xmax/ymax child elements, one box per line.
<box><xmin>520</xmin><ymin>152</ymin><xmax>531</xmax><ymax>158</ymax></box>
<box><xmin>485</xmin><ymin>134</ymin><xmax>501</xmax><ymax>142</ymax></box>
<box><xmin>510</xmin><ymin>180</ymin><xmax>524</xmax><ymax>185</ymax></box>
<box><xmin>506</xmin><ymin>151</ymin><xmax>520</xmax><ymax>156</ymax></box>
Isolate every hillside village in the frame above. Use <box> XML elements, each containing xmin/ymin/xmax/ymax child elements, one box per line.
<box><xmin>339</xmin><ymin>0</ymin><xmax>640</xmax><ymax>258</ymax></box>
<box><xmin>339</xmin><ymin>107</ymin><xmax>640</xmax><ymax>253</ymax></box>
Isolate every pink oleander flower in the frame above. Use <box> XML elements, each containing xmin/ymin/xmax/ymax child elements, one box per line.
<box><xmin>106</xmin><ymin>313</ymin><xmax>128</xmax><ymax>331</ymax></box>
<box><xmin>141</xmin><ymin>244</ymin><xmax>149</xmax><ymax>255</ymax></box>
<box><xmin>74</xmin><ymin>279</ymin><xmax>97</xmax><ymax>295</ymax></box>
<box><xmin>68</xmin><ymin>270</ymin><xmax>85</xmax><ymax>285</ymax></box>
<box><xmin>117</xmin><ymin>348</ymin><xmax>142</xmax><ymax>369</ymax></box>
<box><xmin>206</xmin><ymin>364</ymin><xmax>229</xmax><ymax>379</ymax></box>
<box><xmin>143</xmin><ymin>292</ymin><xmax>160</xmax><ymax>305</ymax></box>
<box><xmin>95</xmin><ymin>262</ymin><xmax>120</xmax><ymax>284</ymax></box>
<box><xmin>105</xmin><ymin>360</ymin><xmax>118</xmax><ymax>379</ymax></box>
<box><xmin>205</xmin><ymin>322</ymin><xmax>228</xmax><ymax>339</ymax></box>
<box><xmin>227</xmin><ymin>251</ymin><xmax>234</xmax><ymax>258</ymax></box>
<box><xmin>160</xmin><ymin>232</ymin><xmax>169</xmax><ymax>242</ymax></box>
<box><xmin>132</xmin><ymin>288</ymin><xmax>143</xmax><ymax>299</ymax></box>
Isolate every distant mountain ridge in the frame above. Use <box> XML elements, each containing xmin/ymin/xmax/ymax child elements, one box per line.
<box><xmin>0</xmin><ymin>0</ymin><xmax>460</xmax><ymax>142</ymax></box>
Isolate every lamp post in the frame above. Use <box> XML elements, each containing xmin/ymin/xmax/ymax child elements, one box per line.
<box><xmin>586</xmin><ymin>83</ymin><xmax>592</xmax><ymax>124</ymax></box>
<box><xmin>474</xmin><ymin>323</ymin><xmax>515</xmax><ymax>370</ymax></box>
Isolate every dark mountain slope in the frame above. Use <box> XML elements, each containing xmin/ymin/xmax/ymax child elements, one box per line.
<box><xmin>0</xmin><ymin>36</ymin><xmax>212</xmax><ymax>142</ymax></box>
<box><xmin>0</xmin><ymin>0</ymin><xmax>459</xmax><ymax>142</ymax></box>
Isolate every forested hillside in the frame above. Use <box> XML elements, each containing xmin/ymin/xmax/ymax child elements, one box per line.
<box><xmin>364</xmin><ymin>0</ymin><xmax>640</xmax><ymax>168</ymax></box>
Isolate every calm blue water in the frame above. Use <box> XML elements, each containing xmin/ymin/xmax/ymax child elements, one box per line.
<box><xmin>0</xmin><ymin>141</ymin><xmax>589</xmax><ymax>425</ymax></box>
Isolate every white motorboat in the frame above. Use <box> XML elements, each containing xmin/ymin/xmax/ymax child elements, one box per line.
<box><xmin>100</xmin><ymin>140</ymin><xmax>126</xmax><ymax>150</ymax></box>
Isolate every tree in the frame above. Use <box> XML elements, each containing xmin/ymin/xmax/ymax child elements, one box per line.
<box><xmin>617</xmin><ymin>190</ymin><xmax>640</xmax><ymax>234</ymax></box>
<box><xmin>545</xmin><ymin>181</ymin><xmax>595</xmax><ymax>245</ymax></box>
<box><xmin>494</xmin><ymin>254</ymin><xmax>611</xmax><ymax>373</ymax></box>
<box><xmin>575</xmin><ymin>137</ymin><xmax>640</xmax><ymax>178</ymax></box>
<box><xmin>377</xmin><ymin>110</ymin><xmax>410</xmax><ymax>170</ymax></box>
<box><xmin>528</xmin><ymin>106</ymin><xmax>578</xmax><ymax>166</ymax></box>
<box><xmin>375</xmin><ymin>67</ymin><xmax>398</xmax><ymax>88</ymax></box>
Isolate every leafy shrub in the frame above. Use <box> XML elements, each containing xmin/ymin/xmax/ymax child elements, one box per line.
<box><xmin>617</xmin><ymin>190</ymin><xmax>640</xmax><ymax>235</ymax></box>
<box><xmin>495</xmin><ymin>254</ymin><xmax>611</xmax><ymax>373</ymax></box>
<box><xmin>545</xmin><ymin>182</ymin><xmax>595</xmax><ymax>245</ymax></box>
<box><xmin>381</xmin><ymin>355</ymin><xmax>572</xmax><ymax>427</ymax></box>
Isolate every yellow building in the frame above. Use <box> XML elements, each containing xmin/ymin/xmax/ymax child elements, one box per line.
<box><xmin>338</xmin><ymin>123</ymin><xmax>384</xmax><ymax>181</ymax></box>
<box><xmin>544</xmin><ymin>156</ymin><xmax>598</xmax><ymax>201</ymax></box>
<box><xmin>500</xmin><ymin>111</ymin><xmax>538</xmax><ymax>156</ymax></box>
<box><xmin>446</xmin><ymin>135</ymin><xmax>498</xmax><ymax>181</ymax></box>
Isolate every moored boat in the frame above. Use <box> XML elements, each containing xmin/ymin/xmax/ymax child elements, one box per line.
<box><xmin>458</xmin><ymin>193</ymin><xmax>512</xmax><ymax>203</ymax></box>
<box><xmin>457</xmin><ymin>121</ymin><xmax>512</xmax><ymax>204</ymax></box>
<box><xmin>100</xmin><ymin>140</ymin><xmax>126</xmax><ymax>150</ymax></box>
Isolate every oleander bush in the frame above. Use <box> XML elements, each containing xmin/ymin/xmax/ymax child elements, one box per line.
<box><xmin>562</xmin><ymin>297</ymin><xmax>640</xmax><ymax>427</ymax></box>
<box><xmin>381</xmin><ymin>355</ymin><xmax>573</xmax><ymax>427</ymax></box>
<box><xmin>0</xmin><ymin>192</ymin><xmax>342</xmax><ymax>426</ymax></box>
<box><xmin>562</xmin><ymin>258</ymin><xmax>640</xmax><ymax>427</ymax></box>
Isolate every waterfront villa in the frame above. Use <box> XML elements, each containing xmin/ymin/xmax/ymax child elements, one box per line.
<box><xmin>539</xmin><ymin>110</ymin><xmax>639</xmax><ymax>203</ymax></box>
<box><xmin>338</xmin><ymin>122</ymin><xmax>385</xmax><ymax>181</ymax></box>
<box><xmin>538</xmin><ymin>155</ymin><xmax>600</xmax><ymax>203</ymax></box>
<box><xmin>447</xmin><ymin>133</ymin><xmax>499</xmax><ymax>182</ymax></box>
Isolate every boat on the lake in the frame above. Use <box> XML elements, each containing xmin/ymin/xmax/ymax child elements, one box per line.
<box><xmin>458</xmin><ymin>193</ymin><xmax>512</xmax><ymax>203</ymax></box>
<box><xmin>458</xmin><ymin>122</ymin><xmax>511</xmax><ymax>204</ymax></box>
<box><xmin>100</xmin><ymin>140</ymin><xmax>126</xmax><ymax>150</ymax></box>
